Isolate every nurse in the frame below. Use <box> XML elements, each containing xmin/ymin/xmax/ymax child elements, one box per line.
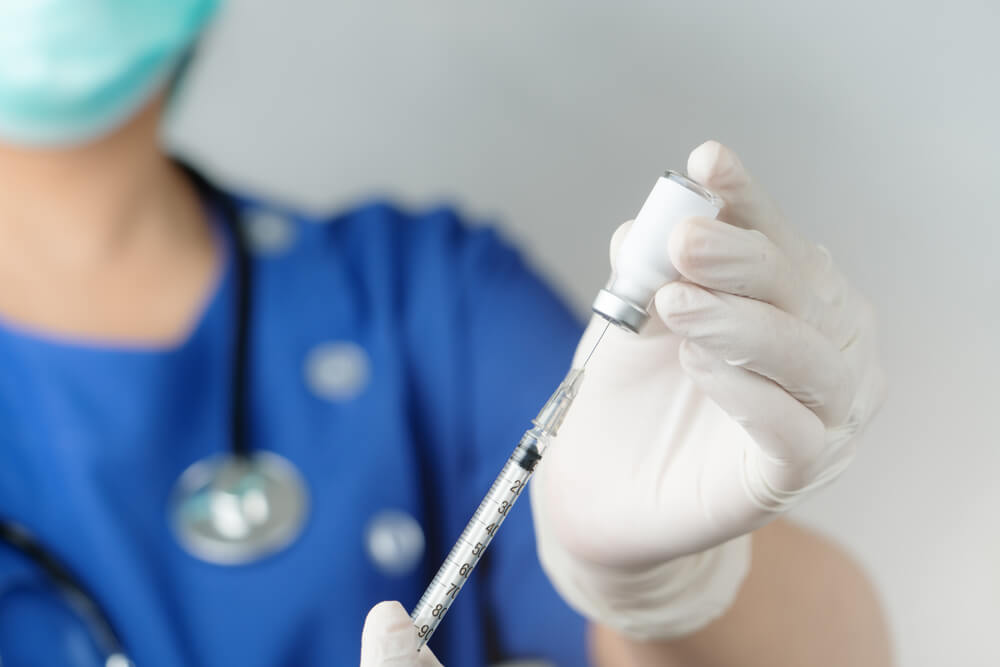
<box><xmin>0</xmin><ymin>2</ymin><xmax>891</xmax><ymax>666</ymax></box>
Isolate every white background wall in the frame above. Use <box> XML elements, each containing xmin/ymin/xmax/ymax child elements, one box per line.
<box><xmin>168</xmin><ymin>2</ymin><xmax>999</xmax><ymax>664</ymax></box>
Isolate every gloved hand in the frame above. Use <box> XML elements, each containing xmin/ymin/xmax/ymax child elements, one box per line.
<box><xmin>531</xmin><ymin>141</ymin><xmax>886</xmax><ymax>639</ymax></box>
<box><xmin>360</xmin><ymin>601</ymin><xmax>443</xmax><ymax>667</ymax></box>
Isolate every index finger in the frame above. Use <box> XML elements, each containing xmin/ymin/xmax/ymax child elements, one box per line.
<box><xmin>686</xmin><ymin>141</ymin><xmax>822</xmax><ymax>270</ymax></box>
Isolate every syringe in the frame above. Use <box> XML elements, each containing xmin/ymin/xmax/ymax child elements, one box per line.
<box><xmin>410</xmin><ymin>169</ymin><xmax>721</xmax><ymax>649</ymax></box>
<box><xmin>409</xmin><ymin>342</ymin><xmax>602</xmax><ymax>648</ymax></box>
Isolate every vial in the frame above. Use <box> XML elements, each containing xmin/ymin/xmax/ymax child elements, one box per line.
<box><xmin>592</xmin><ymin>171</ymin><xmax>723</xmax><ymax>333</ymax></box>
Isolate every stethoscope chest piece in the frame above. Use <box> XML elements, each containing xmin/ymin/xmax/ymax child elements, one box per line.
<box><xmin>169</xmin><ymin>451</ymin><xmax>309</xmax><ymax>565</ymax></box>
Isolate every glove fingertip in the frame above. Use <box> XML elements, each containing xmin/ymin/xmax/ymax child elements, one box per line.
<box><xmin>362</xmin><ymin>601</ymin><xmax>436</xmax><ymax>666</ymax></box>
<box><xmin>363</xmin><ymin>600</ymin><xmax>410</xmax><ymax>630</ymax></box>
<box><xmin>687</xmin><ymin>140</ymin><xmax>743</xmax><ymax>188</ymax></box>
<box><xmin>609</xmin><ymin>219</ymin><xmax>633</xmax><ymax>270</ymax></box>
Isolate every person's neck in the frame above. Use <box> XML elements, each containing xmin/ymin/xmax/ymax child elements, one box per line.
<box><xmin>0</xmin><ymin>97</ymin><xmax>201</xmax><ymax>270</ymax></box>
<box><xmin>0</xmin><ymin>96</ymin><xmax>219</xmax><ymax>345</ymax></box>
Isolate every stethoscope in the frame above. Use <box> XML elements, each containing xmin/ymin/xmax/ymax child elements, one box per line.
<box><xmin>0</xmin><ymin>163</ymin><xmax>310</xmax><ymax>665</ymax></box>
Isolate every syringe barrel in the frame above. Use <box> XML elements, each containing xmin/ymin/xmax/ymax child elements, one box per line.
<box><xmin>410</xmin><ymin>430</ymin><xmax>545</xmax><ymax>648</ymax></box>
<box><xmin>409</xmin><ymin>368</ymin><xmax>586</xmax><ymax>649</ymax></box>
<box><xmin>593</xmin><ymin>171</ymin><xmax>723</xmax><ymax>333</ymax></box>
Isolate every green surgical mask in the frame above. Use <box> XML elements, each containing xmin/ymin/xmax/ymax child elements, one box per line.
<box><xmin>0</xmin><ymin>0</ymin><xmax>221</xmax><ymax>146</ymax></box>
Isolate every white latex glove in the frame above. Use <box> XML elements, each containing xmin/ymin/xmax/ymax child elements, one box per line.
<box><xmin>532</xmin><ymin>140</ymin><xmax>886</xmax><ymax>639</ymax></box>
<box><xmin>360</xmin><ymin>601</ymin><xmax>443</xmax><ymax>667</ymax></box>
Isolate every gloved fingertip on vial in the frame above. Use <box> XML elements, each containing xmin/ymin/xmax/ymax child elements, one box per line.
<box><xmin>667</xmin><ymin>215</ymin><xmax>717</xmax><ymax>274</ymax></box>
<box><xmin>655</xmin><ymin>281</ymin><xmax>716</xmax><ymax>320</ymax></box>
<box><xmin>608</xmin><ymin>219</ymin><xmax>634</xmax><ymax>270</ymax></box>
<box><xmin>687</xmin><ymin>140</ymin><xmax>745</xmax><ymax>191</ymax></box>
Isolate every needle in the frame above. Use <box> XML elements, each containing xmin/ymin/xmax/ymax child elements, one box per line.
<box><xmin>580</xmin><ymin>320</ymin><xmax>611</xmax><ymax>370</ymax></box>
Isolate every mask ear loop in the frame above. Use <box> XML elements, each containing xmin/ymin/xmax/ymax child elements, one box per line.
<box><xmin>0</xmin><ymin>521</ymin><xmax>130</xmax><ymax>661</ymax></box>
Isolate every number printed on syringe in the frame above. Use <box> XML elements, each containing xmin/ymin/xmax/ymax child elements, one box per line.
<box><xmin>412</xmin><ymin>451</ymin><xmax>533</xmax><ymax>643</ymax></box>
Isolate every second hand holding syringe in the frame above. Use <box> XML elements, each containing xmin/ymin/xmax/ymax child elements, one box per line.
<box><xmin>410</xmin><ymin>170</ymin><xmax>723</xmax><ymax>649</ymax></box>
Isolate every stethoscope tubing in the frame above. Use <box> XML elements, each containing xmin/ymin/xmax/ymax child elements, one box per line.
<box><xmin>0</xmin><ymin>160</ymin><xmax>254</xmax><ymax>663</ymax></box>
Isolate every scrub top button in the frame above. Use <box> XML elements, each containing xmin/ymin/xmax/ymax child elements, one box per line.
<box><xmin>365</xmin><ymin>510</ymin><xmax>425</xmax><ymax>576</ymax></box>
<box><xmin>304</xmin><ymin>342</ymin><xmax>370</xmax><ymax>401</ymax></box>
<box><xmin>242</xmin><ymin>209</ymin><xmax>296</xmax><ymax>255</ymax></box>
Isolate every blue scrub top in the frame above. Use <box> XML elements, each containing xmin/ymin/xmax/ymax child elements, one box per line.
<box><xmin>0</xmin><ymin>181</ymin><xmax>589</xmax><ymax>666</ymax></box>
